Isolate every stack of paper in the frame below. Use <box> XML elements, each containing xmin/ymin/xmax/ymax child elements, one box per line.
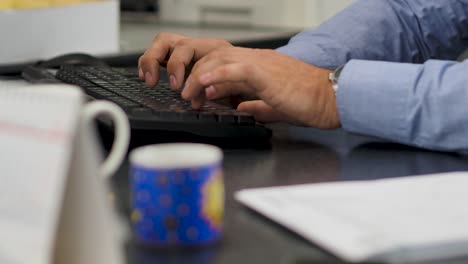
<box><xmin>0</xmin><ymin>85</ymin><xmax>125</xmax><ymax>264</ymax></box>
<box><xmin>236</xmin><ymin>172</ymin><xmax>468</xmax><ymax>263</ymax></box>
<box><xmin>0</xmin><ymin>86</ymin><xmax>82</xmax><ymax>264</ymax></box>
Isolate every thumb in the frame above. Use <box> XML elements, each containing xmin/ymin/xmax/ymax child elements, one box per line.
<box><xmin>237</xmin><ymin>100</ymin><xmax>290</xmax><ymax>123</ymax></box>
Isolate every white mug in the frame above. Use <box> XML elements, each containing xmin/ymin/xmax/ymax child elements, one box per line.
<box><xmin>79</xmin><ymin>100</ymin><xmax>130</xmax><ymax>180</ymax></box>
<box><xmin>55</xmin><ymin>94</ymin><xmax>130</xmax><ymax>264</ymax></box>
<box><xmin>1</xmin><ymin>84</ymin><xmax>129</xmax><ymax>264</ymax></box>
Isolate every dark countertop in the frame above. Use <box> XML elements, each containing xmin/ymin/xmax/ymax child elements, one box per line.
<box><xmin>111</xmin><ymin>124</ymin><xmax>468</xmax><ymax>264</ymax></box>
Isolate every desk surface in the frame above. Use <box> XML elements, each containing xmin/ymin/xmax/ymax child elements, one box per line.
<box><xmin>111</xmin><ymin>124</ymin><xmax>468</xmax><ymax>264</ymax></box>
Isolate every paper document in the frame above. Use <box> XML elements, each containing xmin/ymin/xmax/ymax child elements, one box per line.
<box><xmin>0</xmin><ymin>87</ymin><xmax>82</xmax><ymax>264</ymax></box>
<box><xmin>235</xmin><ymin>172</ymin><xmax>468</xmax><ymax>263</ymax></box>
<box><xmin>0</xmin><ymin>85</ymin><xmax>124</xmax><ymax>264</ymax></box>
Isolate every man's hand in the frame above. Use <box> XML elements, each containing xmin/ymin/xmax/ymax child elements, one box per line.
<box><xmin>182</xmin><ymin>47</ymin><xmax>341</xmax><ymax>129</ymax></box>
<box><xmin>138</xmin><ymin>32</ymin><xmax>232</xmax><ymax>89</ymax></box>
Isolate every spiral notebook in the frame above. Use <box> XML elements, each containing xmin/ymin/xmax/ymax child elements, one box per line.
<box><xmin>0</xmin><ymin>85</ymin><xmax>123</xmax><ymax>264</ymax></box>
<box><xmin>236</xmin><ymin>172</ymin><xmax>468</xmax><ymax>263</ymax></box>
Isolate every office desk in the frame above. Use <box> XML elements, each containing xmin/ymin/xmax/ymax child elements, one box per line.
<box><xmin>111</xmin><ymin>124</ymin><xmax>468</xmax><ymax>264</ymax></box>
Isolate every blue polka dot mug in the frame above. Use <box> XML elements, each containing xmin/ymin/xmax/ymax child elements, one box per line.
<box><xmin>129</xmin><ymin>143</ymin><xmax>224</xmax><ymax>247</ymax></box>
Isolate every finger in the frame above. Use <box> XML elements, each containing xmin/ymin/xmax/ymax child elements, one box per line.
<box><xmin>167</xmin><ymin>38</ymin><xmax>227</xmax><ymax>91</ymax></box>
<box><xmin>181</xmin><ymin>46</ymin><xmax>247</xmax><ymax>101</ymax></box>
<box><xmin>166</xmin><ymin>43</ymin><xmax>195</xmax><ymax>90</ymax></box>
<box><xmin>199</xmin><ymin>63</ymin><xmax>258</xmax><ymax>90</ymax></box>
<box><xmin>191</xmin><ymin>92</ymin><xmax>206</xmax><ymax>110</ymax></box>
<box><xmin>140</xmin><ymin>33</ymin><xmax>186</xmax><ymax>88</ymax></box>
<box><xmin>181</xmin><ymin>58</ymin><xmax>227</xmax><ymax>101</ymax></box>
<box><xmin>205</xmin><ymin>82</ymin><xmax>255</xmax><ymax>100</ymax></box>
<box><xmin>205</xmin><ymin>85</ymin><xmax>218</xmax><ymax>99</ymax></box>
<box><xmin>238</xmin><ymin>100</ymin><xmax>289</xmax><ymax>123</ymax></box>
<box><xmin>205</xmin><ymin>84</ymin><xmax>244</xmax><ymax>108</ymax></box>
<box><xmin>138</xmin><ymin>56</ymin><xmax>144</xmax><ymax>80</ymax></box>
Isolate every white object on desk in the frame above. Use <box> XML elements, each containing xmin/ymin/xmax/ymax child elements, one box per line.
<box><xmin>0</xmin><ymin>0</ymin><xmax>119</xmax><ymax>66</ymax></box>
<box><xmin>0</xmin><ymin>79</ymin><xmax>28</xmax><ymax>88</ymax></box>
<box><xmin>0</xmin><ymin>85</ymin><xmax>128</xmax><ymax>264</ymax></box>
<box><xmin>236</xmin><ymin>172</ymin><xmax>468</xmax><ymax>263</ymax></box>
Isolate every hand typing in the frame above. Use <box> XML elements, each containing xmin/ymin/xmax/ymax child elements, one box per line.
<box><xmin>140</xmin><ymin>34</ymin><xmax>340</xmax><ymax>129</ymax></box>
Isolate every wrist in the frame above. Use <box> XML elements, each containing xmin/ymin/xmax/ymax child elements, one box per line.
<box><xmin>307</xmin><ymin>68</ymin><xmax>341</xmax><ymax>129</ymax></box>
<box><xmin>324</xmin><ymin>70</ymin><xmax>342</xmax><ymax>129</ymax></box>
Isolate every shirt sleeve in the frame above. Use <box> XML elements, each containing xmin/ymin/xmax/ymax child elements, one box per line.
<box><xmin>276</xmin><ymin>0</ymin><xmax>468</xmax><ymax>151</ymax></box>
<box><xmin>338</xmin><ymin>59</ymin><xmax>468</xmax><ymax>152</ymax></box>
<box><xmin>277</xmin><ymin>0</ymin><xmax>468</xmax><ymax>69</ymax></box>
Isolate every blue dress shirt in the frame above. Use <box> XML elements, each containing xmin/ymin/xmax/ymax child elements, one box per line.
<box><xmin>277</xmin><ymin>0</ymin><xmax>468</xmax><ymax>152</ymax></box>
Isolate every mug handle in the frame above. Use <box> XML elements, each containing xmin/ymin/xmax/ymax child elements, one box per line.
<box><xmin>81</xmin><ymin>101</ymin><xmax>130</xmax><ymax>180</ymax></box>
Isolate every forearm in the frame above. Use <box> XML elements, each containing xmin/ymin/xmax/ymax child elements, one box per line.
<box><xmin>338</xmin><ymin>59</ymin><xmax>468</xmax><ymax>152</ymax></box>
<box><xmin>278</xmin><ymin>0</ymin><xmax>468</xmax><ymax>69</ymax></box>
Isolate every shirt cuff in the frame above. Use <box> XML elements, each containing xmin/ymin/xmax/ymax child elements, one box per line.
<box><xmin>337</xmin><ymin>60</ymin><xmax>421</xmax><ymax>143</ymax></box>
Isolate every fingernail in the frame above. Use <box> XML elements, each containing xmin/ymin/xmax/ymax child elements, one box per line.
<box><xmin>200</xmin><ymin>73</ymin><xmax>212</xmax><ymax>85</ymax></box>
<box><xmin>169</xmin><ymin>75</ymin><xmax>177</xmax><ymax>89</ymax></box>
<box><xmin>145</xmin><ymin>72</ymin><xmax>153</xmax><ymax>87</ymax></box>
<box><xmin>205</xmin><ymin>85</ymin><xmax>216</xmax><ymax>99</ymax></box>
<box><xmin>139</xmin><ymin>68</ymin><xmax>144</xmax><ymax>79</ymax></box>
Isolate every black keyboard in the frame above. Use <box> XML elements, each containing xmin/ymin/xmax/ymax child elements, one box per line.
<box><xmin>55</xmin><ymin>65</ymin><xmax>271</xmax><ymax>145</ymax></box>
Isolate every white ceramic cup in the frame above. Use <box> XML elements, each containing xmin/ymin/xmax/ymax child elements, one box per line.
<box><xmin>80</xmin><ymin>100</ymin><xmax>130</xmax><ymax>180</ymax></box>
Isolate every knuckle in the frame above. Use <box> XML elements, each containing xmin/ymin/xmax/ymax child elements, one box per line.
<box><xmin>218</xmin><ymin>66</ymin><xmax>230</xmax><ymax>77</ymax></box>
<box><xmin>153</xmin><ymin>32</ymin><xmax>186</xmax><ymax>45</ymax></box>
<box><xmin>242</xmin><ymin>63</ymin><xmax>256</xmax><ymax>75</ymax></box>
<box><xmin>167</xmin><ymin>59</ymin><xmax>182</xmax><ymax>73</ymax></box>
<box><xmin>191</xmin><ymin>60</ymin><xmax>203</xmax><ymax>73</ymax></box>
<box><xmin>140</xmin><ymin>58</ymin><xmax>155</xmax><ymax>72</ymax></box>
<box><xmin>138</xmin><ymin>55</ymin><xmax>149</xmax><ymax>67</ymax></box>
<box><xmin>139</xmin><ymin>58</ymin><xmax>149</xmax><ymax>69</ymax></box>
<box><xmin>175</xmin><ymin>38</ymin><xmax>191</xmax><ymax>47</ymax></box>
<box><xmin>213</xmin><ymin>38</ymin><xmax>230</xmax><ymax>46</ymax></box>
<box><xmin>208</xmin><ymin>48</ymin><xmax>225</xmax><ymax>59</ymax></box>
<box><xmin>190</xmin><ymin>67</ymin><xmax>201</xmax><ymax>79</ymax></box>
<box><xmin>219</xmin><ymin>46</ymin><xmax>233</xmax><ymax>53</ymax></box>
<box><xmin>153</xmin><ymin>32</ymin><xmax>170</xmax><ymax>42</ymax></box>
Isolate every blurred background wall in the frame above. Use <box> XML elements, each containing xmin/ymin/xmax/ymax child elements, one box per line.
<box><xmin>121</xmin><ymin>0</ymin><xmax>354</xmax><ymax>28</ymax></box>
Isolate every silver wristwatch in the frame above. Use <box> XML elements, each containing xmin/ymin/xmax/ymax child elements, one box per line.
<box><xmin>329</xmin><ymin>64</ymin><xmax>345</xmax><ymax>94</ymax></box>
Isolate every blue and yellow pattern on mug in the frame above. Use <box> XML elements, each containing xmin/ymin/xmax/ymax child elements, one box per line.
<box><xmin>131</xmin><ymin>163</ymin><xmax>224</xmax><ymax>246</ymax></box>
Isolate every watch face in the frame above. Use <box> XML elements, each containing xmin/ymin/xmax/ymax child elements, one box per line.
<box><xmin>330</xmin><ymin>64</ymin><xmax>345</xmax><ymax>94</ymax></box>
